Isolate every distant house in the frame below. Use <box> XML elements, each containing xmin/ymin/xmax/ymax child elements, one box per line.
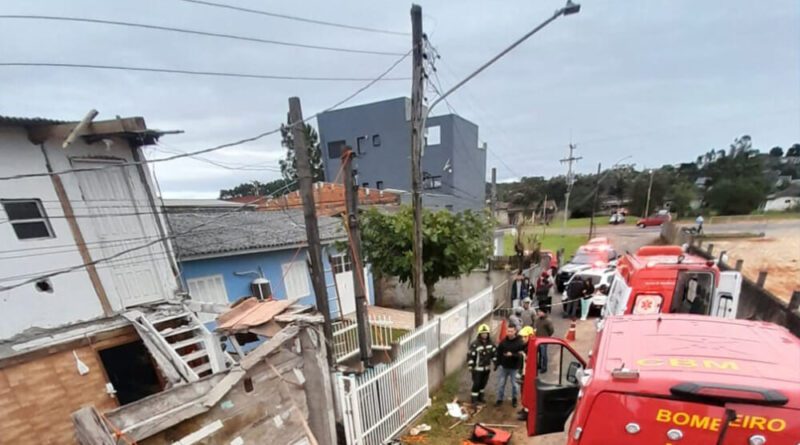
<box><xmin>493</xmin><ymin>201</ymin><xmax>510</xmax><ymax>225</ymax></box>
<box><xmin>694</xmin><ymin>177</ymin><xmax>711</xmax><ymax>189</ymax></box>
<box><xmin>763</xmin><ymin>184</ymin><xmax>800</xmax><ymax>212</ymax></box>
<box><xmin>168</xmin><ymin>209</ymin><xmax>373</xmax><ymax>321</ymax></box>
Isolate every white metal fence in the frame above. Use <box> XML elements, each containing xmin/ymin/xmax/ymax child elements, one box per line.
<box><xmin>332</xmin><ymin>315</ymin><xmax>395</xmax><ymax>364</ymax></box>
<box><xmin>336</xmin><ymin>347</ymin><xmax>429</xmax><ymax>445</ymax></box>
<box><xmin>396</xmin><ymin>285</ymin><xmax>494</xmax><ymax>358</ymax></box>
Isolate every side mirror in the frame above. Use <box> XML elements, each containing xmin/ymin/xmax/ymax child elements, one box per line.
<box><xmin>566</xmin><ymin>361</ymin><xmax>582</xmax><ymax>385</ymax></box>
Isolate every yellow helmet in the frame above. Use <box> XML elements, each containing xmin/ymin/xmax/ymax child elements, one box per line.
<box><xmin>477</xmin><ymin>324</ymin><xmax>491</xmax><ymax>334</ymax></box>
<box><xmin>519</xmin><ymin>326</ymin><xmax>535</xmax><ymax>337</ymax></box>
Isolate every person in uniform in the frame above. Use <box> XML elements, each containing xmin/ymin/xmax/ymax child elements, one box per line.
<box><xmin>467</xmin><ymin>323</ymin><xmax>496</xmax><ymax>405</ymax></box>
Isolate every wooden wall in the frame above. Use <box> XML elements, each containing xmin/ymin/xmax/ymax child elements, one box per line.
<box><xmin>0</xmin><ymin>345</ymin><xmax>118</xmax><ymax>444</ymax></box>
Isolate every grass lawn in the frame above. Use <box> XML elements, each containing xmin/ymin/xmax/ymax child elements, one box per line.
<box><xmin>556</xmin><ymin>217</ymin><xmax>611</xmax><ymax>229</ymax></box>
<box><xmin>539</xmin><ymin>234</ymin><xmax>585</xmax><ymax>259</ymax></box>
<box><xmin>411</xmin><ymin>372</ymin><xmax>465</xmax><ymax>443</ymax></box>
<box><xmin>676</xmin><ymin>212</ymin><xmax>800</xmax><ymax>223</ymax></box>
<box><xmin>503</xmin><ymin>233</ymin><xmax>515</xmax><ymax>256</ymax></box>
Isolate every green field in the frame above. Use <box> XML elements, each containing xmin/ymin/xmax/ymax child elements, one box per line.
<box><xmin>539</xmin><ymin>233</ymin><xmax>586</xmax><ymax>259</ymax></box>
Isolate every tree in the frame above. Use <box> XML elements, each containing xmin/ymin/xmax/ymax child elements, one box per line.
<box><xmin>705</xmin><ymin>178</ymin><xmax>767</xmax><ymax>215</ymax></box>
<box><xmin>629</xmin><ymin>171</ymin><xmax>669</xmax><ymax>217</ymax></box>
<box><xmin>219</xmin><ymin>178</ymin><xmax>293</xmax><ymax>199</ymax></box>
<box><xmin>667</xmin><ymin>180</ymin><xmax>695</xmax><ymax>218</ymax></box>
<box><xmin>359</xmin><ymin>206</ymin><xmax>493</xmax><ymax>310</ymax></box>
<box><xmin>279</xmin><ymin>119</ymin><xmax>324</xmax><ymax>183</ymax></box>
<box><xmin>769</xmin><ymin>146</ymin><xmax>784</xmax><ymax>157</ymax></box>
<box><xmin>787</xmin><ymin>144</ymin><xmax>800</xmax><ymax>157</ymax></box>
<box><xmin>729</xmin><ymin>135</ymin><xmax>752</xmax><ymax>158</ymax></box>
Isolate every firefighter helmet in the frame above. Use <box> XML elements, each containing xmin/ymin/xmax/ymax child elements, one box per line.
<box><xmin>477</xmin><ymin>324</ymin><xmax>491</xmax><ymax>334</ymax></box>
<box><xmin>519</xmin><ymin>326</ymin><xmax>535</xmax><ymax>337</ymax></box>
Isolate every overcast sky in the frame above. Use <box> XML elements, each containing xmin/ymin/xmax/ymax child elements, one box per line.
<box><xmin>1</xmin><ymin>0</ymin><xmax>798</xmax><ymax>197</ymax></box>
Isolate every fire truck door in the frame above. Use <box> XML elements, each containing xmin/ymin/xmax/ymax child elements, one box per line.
<box><xmin>524</xmin><ymin>338</ymin><xmax>586</xmax><ymax>436</ymax></box>
<box><xmin>712</xmin><ymin>271</ymin><xmax>741</xmax><ymax>319</ymax></box>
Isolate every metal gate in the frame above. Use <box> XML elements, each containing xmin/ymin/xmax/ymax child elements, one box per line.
<box><xmin>336</xmin><ymin>347</ymin><xmax>429</xmax><ymax>445</ymax></box>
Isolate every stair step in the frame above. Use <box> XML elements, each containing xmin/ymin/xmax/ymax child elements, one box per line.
<box><xmin>171</xmin><ymin>336</ymin><xmax>205</xmax><ymax>350</ymax></box>
<box><xmin>160</xmin><ymin>324</ymin><xmax>200</xmax><ymax>337</ymax></box>
<box><xmin>181</xmin><ymin>349</ymin><xmax>209</xmax><ymax>362</ymax></box>
<box><xmin>149</xmin><ymin>312</ymin><xmax>190</xmax><ymax>325</ymax></box>
<box><xmin>193</xmin><ymin>362</ymin><xmax>212</xmax><ymax>375</ymax></box>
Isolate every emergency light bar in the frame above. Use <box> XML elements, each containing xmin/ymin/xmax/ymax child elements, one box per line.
<box><xmin>670</xmin><ymin>382</ymin><xmax>789</xmax><ymax>406</ymax></box>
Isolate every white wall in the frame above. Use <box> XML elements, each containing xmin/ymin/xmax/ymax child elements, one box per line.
<box><xmin>764</xmin><ymin>197</ymin><xmax>800</xmax><ymax>212</ymax></box>
<box><xmin>0</xmin><ymin>127</ymin><xmax>104</xmax><ymax>339</ymax></box>
<box><xmin>0</xmin><ymin>125</ymin><xmax>177</xmax><ymax>340</ymax></box>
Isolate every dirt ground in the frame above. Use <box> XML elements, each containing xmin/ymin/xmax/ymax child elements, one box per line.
<box><xmin>710</xmin><ymin>233</ymin><xmax>800</xmax><ymax>302</ymax></box>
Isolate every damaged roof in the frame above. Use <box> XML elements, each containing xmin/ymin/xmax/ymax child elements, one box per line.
<box><xmin>0</xmin><ymin>115</ymin><xmax>71</xmax><ymax>126</ymax></box>
<box><xmin>167</xmin><ymin>209</ymin><xmax>344</xmax><ymax>260</ymax></box>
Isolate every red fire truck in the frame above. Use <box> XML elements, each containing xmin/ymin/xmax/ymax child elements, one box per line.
<box><xmin>603</xmin><ymin>245</ymin><xmax>742</xmax><ymax>319</ymax></box>
<box><xmin>522</xmin><ymin>315</ymin><xmax>800</xmax><ymax>443</ymax></box>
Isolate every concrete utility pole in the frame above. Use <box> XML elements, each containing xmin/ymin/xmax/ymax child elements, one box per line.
<box><xmin>589</xmin><ymin>162</ymin><xmax>601</xmax><ymax>239</ymax></box>
<box><xmin>560</xmin><ymin>143</ymin><xmax>581</xmax><ymax>232</ymax></box>
<box><xmin>644</xmin><ymin>169</ymin><xmax>654</xmax><ymax>218</ymax></box>
<box><xmin>410</xmin><ymin>4</ymin><xmax>425</xmax><ymax>327</ymax></box>
<box><xmin>288</xmin><ymin>96</ymin><xmax>334</xmax><ymax>366</ymax></box>
<box><xmin>341</xmin><ymin>148</ymin><xmax>373</xmax><ymax>366</ymax></box>
<box><xmin>490</xmin><ymin>167</ymin><xmax>497</xmax><ymax>217</ymax></box>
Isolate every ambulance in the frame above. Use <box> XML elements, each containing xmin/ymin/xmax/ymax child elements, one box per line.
<box><xmin>522</xmin><ymin>314</ymin><xmax>800</xmax><ymax>443</ymax></box>
<box><xmin>603</xmin><ymin>245</ymin><xmax>742</xmax><ymax>319</ymax></box>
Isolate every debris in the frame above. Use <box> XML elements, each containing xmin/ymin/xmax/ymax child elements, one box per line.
<box><xmin>409</xmin><ymin>423</ymin><xmax>431</xmax><ymax>436</ymax></box>
<box><xmin>448</xmin><ymin>419</ymin><xmax>464</xmax><ymax>430</ymax></box>
<box><xmin>466</xmin><ymin>423</ymin><xmax>518</xmax><ymax>428</ymax></box>
<box><xmin>446</xmin><ymin>402</ymin><xmax>467</xmax><ymax>420</ymax></box>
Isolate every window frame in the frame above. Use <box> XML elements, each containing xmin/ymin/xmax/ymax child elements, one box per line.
<box><xmin>376</xmin><ymin>181</ymin><xmax>384</xmax><ymax>190</ymax></box>
<box><xmin>282</xmin><ymin>260</ymin><xmax>311</xmax><ymax>299</ymax></box>
<box><xmin>327</xmin><ymin>140</ymin><xmax>346</xmax><ymax>159</ymax></box>
<box><xmin>330</xmin><ymin>253</ymin><xmax>352</xmax><ymax>275</ymax></box>
<box><xmin>1</xmin><ymin>198</ymin><xmax>55</xmax><ymax>240</ymax></box>
<box><xmin>372</xmin><ymin>134</ymin><xmax>381</xmax><ymax>147</ymax></box>
<box><xmin>185</xmin><ymin>274</ymin><xmax>229</xmax><ymax>322</ymax></box>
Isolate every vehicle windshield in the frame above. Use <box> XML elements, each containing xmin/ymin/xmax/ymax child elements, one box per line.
<box><xmin>572</xmin><ymin>250</ymin><xmax>608</xmax><ymax>265</ymax></box>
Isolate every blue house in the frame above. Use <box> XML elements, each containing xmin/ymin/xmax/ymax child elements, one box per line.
<box><xmin>167</xmin><ymin>209</ymin><xmax>374</xmax><ymax>322</ymax></box>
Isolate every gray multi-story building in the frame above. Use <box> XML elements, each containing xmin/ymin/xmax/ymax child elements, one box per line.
<box><xmin>316</xmin><ymin>97</ymin><xmax>486</xmax><ymax>212</ymax></box>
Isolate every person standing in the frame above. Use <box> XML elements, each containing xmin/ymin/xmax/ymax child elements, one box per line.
<box><xmin>535</xmin><ymin>271</ymin><xmax>554</xmax><ymax>313</ymax></box>
<box><xmin>520</xmin><ymin>298</ymin><xmax>536</xmax><ymax>328</ymax></box>
<box><xmin>695</xmin><ymin>214</ymin><xmax>704</xmax><ymax>234</ymax></box>
<box><xmin>534</xmin><ymin>308</ymin><xmax>554</xmax><ymax>373</ymax></box>
<box><xmin>510</xmin><ymin>274</ymin><xmax>524</xmax><ymax>309</ymax></box>
<box><xmin>565</xmin><ymin>277</ymin><xmax>585</xmax><ymax>319</ymax></box>
<box><xmin>509</xmin><ymin>307</ymin><xmax>523</xmax><ymax>330</ymax></box>
<box><xmin>467</xmin><ymin>324</ymin><xmax>496</xmax><ymax>405</ymax></box>
<box><xmin>579</xmin><ymin>277</ymin><xmax>596</xmax><ymax>321</ymax></box>
<box><xmin>515</xmin><ymin>326</ymin><xmax>534</xmax><ymax>420</ymax></box>
<box><xmin>494</xmin><ymin>325</ymin><xmax>525</xmax><ymax>407</ymax></box>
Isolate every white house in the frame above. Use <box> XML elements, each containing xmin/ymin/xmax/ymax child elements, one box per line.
<box><xmin>763</xmin><ymin>184</ymin><xmax>800</xmax><ymax>212</ymax></box>
<box><xmin>0</xmin><ymin>115</ymin><xmax>178</xmax><ymax>340</ymax></box>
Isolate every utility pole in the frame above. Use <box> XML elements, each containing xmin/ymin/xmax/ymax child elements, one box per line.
<box><xmin>541</xmin><ymin>193</ymin><xmax>548</xmax><ymax>239</ymax></box>
<box><xmin>288</xmin><ymin>96</ymin><xmax>334</xmax><ymax>366</ymax></box>
<box><xmin>410</xmin><ymin>4</ymin><xmax>425</xmax><ymax>327</ymax></box>
<box><xmin>490</xmin><ymin>167</ymin><xmax>497</xmax><ymax>217</ymax></box>
<box><xmin>342</xmin><ymin>148</ymin><xmax>372</xmax><ymax>366</ymax></box>
<box><xmin>644</xmin><ymin>169</ymin><xmax>654</xmax><ymax>218</ymax></box>
<box><xmin>588</xmin><ymin>162</ymin><xmax>601</xmax><ymax>239</ymax></box>
<box><xmin>560</xmin><ymin>143</ymin><xmax>581</xmax><ymax>232</ymax></box>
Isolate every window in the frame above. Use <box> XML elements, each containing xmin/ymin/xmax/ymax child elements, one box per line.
<box><xmin>426</xmin><ymin>125</ymin><xmax>441</xmax><ymax>146</ymax></box>
<box><xmin>537</xmin><ymin>343</ymin><xmax>583</xmax><ymax>387</ymax></box>
<box><xmin>376</xmin><ymin>181</ymin><xmax>384</xmax><ymax>190</ymax></box>
<box><xmin>362</xmin><ymin>182</ymin><xmax>369</xmax><ymax>188</ymax></box>
<box><xmin>327</xmin><ymin>140</ymin><xmax>346</xmax><ymax>159</ymax></box>
<box><xmin>186</xmin><ymin>275</ymin><xmax>229</xmax><ymax>322</ymax></box>
<box><xmin>282</xmin><ymin>260</ymin><xmax>311</xmax><ymax>299</ymax></box>
<box><xmin>372</xmin><ymin>134</ymin><xmax>381</xmax><ymax>147</ymax></box>
<box><xmin>422</xmin><ymin>173</ymin><xmax>442</xmax><ymax>190</ymax></box>
<box><xmin>330</xmin><ymin>253</ymin><xmax>352</xmax><ymax>274</ymax></box>
<box><xmin>671</xmin><ymin>272</ymin><xmax>714</xmax><ymax>315</ymax></box>
<box><xmin>2</xmin><ymin>199</ymin><xmax>54</xmax><ymax>240</ymax></box>
<box><xmin>356</xmin><ymin>136</ymin><xmax>367</xmax><ymax>154</ymax></box>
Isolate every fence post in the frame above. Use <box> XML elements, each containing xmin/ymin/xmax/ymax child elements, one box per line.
<box><xmin>707</xmin><ymin>244</ymin><xmax>714</xmax><ymax>256</ymax></box>
<box><xmin>735</xmin><ymin>259</ymin><xmax>744</xmax><ymax>271</ymax></box>
<box><xmin>466</xmin><ymin>298</ymin><xmax>472</xmax><ymax>327</ymax></box>
<box><xmin>756</xmin><ymin>271</ymin><xmax>768</xmax><ymax>288</ymax></box>
<box><xmin>697</xmin><ymin>238</ymin><xmax>703</xmax><ymax>248</ymax></box>
<box><xmin>789</xmin><ymin>291</ymin><xmax>800</xmax><ymax>312</ymax></box>
<box><xmin>719</xmin><ymin>250</ymin><xmax>727</xmax><ymax>264</ymax></box>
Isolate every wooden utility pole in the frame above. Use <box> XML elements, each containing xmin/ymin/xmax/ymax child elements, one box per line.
<box><xmin>589</xmin><ymin>162</ymin><xmax>602</xmax><ymax>239</ymax></box>
<box><xmin>559</xmin><ymin>143</ymin><xmax>581</xmax><ymax>232</ymax></box>
<box><xmin>288</xmin><ymin>96</ymin><xmax>334</xmax><ymax>366</ymax></box>
<box><xmin>342</xmin><ymin>148</ymin><xmax>372</xmax><ymax>366</ymax></box>
<box><xmin>410</xmin><ymin>4</ymin><xmax>425</xmax><ymax>327</ymax></box>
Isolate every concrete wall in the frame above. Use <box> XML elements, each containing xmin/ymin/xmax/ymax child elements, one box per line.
<box><xmin>379</xmin><ymin>270</ymin><xmax>507</xmax><ymax>310</ymax></box>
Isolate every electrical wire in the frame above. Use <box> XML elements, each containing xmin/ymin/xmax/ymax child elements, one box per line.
<box><xmin>0</xmin><ymin>50</ymin><xmax>410</xmax><ymax>183</ymax></box>
<box><xmin>0</xmin><ymin>63</ymin><xmax>410</xmax><ymax>82</ymax></box>
<box><xmin>178</xmin><ymin>0</ymin><xmax>409</xmax><ymax>37</ymax></box>
<box><xmin>0</xmin><ymin>15</ymin><xmax>405</xmax><ymax>56</ymax></box>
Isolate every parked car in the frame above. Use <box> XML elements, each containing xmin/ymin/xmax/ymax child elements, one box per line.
<box><xmin>635</xmin><ymin>212</ymin><xmax>671</xmax><ymax>228</ymax></box>
<box><xmin>560</xmin><ymin>268</ymin><xmax>615</xmax><ymax>315</ymax></box>
<box><xmin>608</xmin><ymin>213</ymin><xmax>625</xmax><ymax>225</ymax></box>
<box><xmin>555</xmin><ymin>242</ymin><xmax>618</xmax><ymax>292</ymax></box>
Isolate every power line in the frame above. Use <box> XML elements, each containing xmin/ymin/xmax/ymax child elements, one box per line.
<box><xmin>178</xmin><ymin>0</ymin><xmax>409</xmax><ymax>37</ymax></box>
<box><xmin>0</xmin><ymin>15</ymin><xmax>405</xmax><ymax>56</ymax></box>
<box><xmin>0</xmin><ymin>50</ymin><xmax>410</xmax><ymax>183</ymax></box>
<box><xmin>0</xmin><ymin>62</ymin><xmax>409</xmax><ymax>82</ymax></box>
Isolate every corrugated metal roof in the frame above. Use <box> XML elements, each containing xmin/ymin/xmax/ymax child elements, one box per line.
<box><xmin>167</xmin><ymin>209</ymin><xmax>344</xmax><ymax>259</ymax></box>
<box><xmin>0</xmin><ymin>115</ymin><xmax>71</xmax><ymax>126</ymax></box>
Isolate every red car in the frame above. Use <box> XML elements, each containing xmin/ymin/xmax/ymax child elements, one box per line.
<box><xmin>636</xmin><ymin>212</ymin><xmax>671</xmax><ymax>228</ymax></box>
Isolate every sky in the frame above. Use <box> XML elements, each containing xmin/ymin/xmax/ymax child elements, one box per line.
<box><xmin>1</xmin><ymin>0</ymin><xmax>798</xmax><ymax>197</ymax></box>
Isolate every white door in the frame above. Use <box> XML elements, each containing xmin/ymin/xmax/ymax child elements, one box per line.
<box><xmin>603</xmin><ymin>272</ymin><xmax>631</xmax><ymax>317</ymax></box>
<box><xmin>72</xmin><ymin>160</ymin><xmax>175</xmax><ymax>308</ymax></box>
<box><xmin>331</xmin><ymin>254</ymin><xmax>370</xmax><ymax>316</ymax></box>
<box><xmin>712</xmin><ymin>271</ymin><xmax>741</xmax><ymax>319</ymax></box>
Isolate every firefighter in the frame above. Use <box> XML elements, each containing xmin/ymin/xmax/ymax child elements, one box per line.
<box><xmin>468</xmin><ymin>323</ymin><xmax>496</xmax><ymax>405</ymax></box>
<box><xmin>494</xmin><ymin>324</ymin><xmax>525</xmax><ymax>407</ymax></box>
<box><xmin>516</xmin><ymin>326</ymin><xmax>534</xmax><ymax>421</ymax></box>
